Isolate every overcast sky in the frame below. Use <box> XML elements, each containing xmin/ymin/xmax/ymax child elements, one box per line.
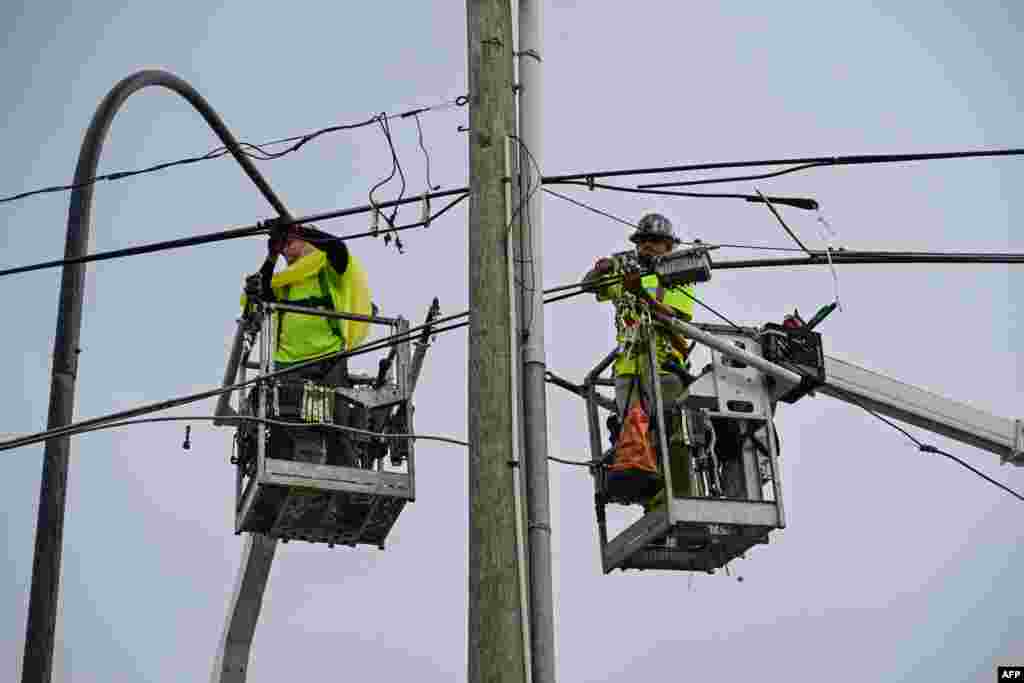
<box><xmin>3</xmin><ymin>2</ymin><xmax>1021</xmax><ymax>681</ymax></box>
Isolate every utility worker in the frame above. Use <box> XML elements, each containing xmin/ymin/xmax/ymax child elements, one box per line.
<box><xmin>584</xmin><ymin>212</ymin><xmax>696</xmax><ymax>507</ymax></box>
<box><xmin>243</xmin><ymin>223</ymin><xmax>373</xmax><ymax>383</ymax></box>
<box><xmin>240</xmin><ymin>223</ymin><xmax>373</xmax><ymax>466</ymax></box>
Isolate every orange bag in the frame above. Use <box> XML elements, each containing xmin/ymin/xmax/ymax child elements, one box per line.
<box><xmin>606</xmin><ymin>402</ymin><xmax>661</xmax><ymax>504</ymax></box>
<box><xmin>611</xmin><ymin>402</ymin><xmax>657</xmax><ymax>473</ymax></box>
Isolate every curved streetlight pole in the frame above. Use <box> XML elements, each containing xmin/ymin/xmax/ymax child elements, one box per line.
<box><xmin>22</xmin><ymin>69</ymin><xmax>292</xmax><ymax>683</ymax></box>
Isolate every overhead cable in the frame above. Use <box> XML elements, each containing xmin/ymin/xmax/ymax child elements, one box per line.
<box><xmin>551</xmin><ymin>179</ymin><xmax>819</xmax><ymax>211</ymax></box>
<box><xmin>0</xmin><ymin>315</ymin><xmax>471</xmax><ymax>453</ymax></box>
<box><xmin>543</xmin><ymin>146</ymin><xmax>1024</xmax><ymax>185</ymax></box>
<box><xmin>1</xmin><ymin>96</ymin><xmax>467</xmax><ymax>207</ymax></box>
<box><xmin>0</xmin><ymin>191</ymin><xmax>470</xmax><ymax>279</ymax></box>
<box><xmin>826</xmin><ymin>384</ymin><xmax>1024</xmax><ymax>503</ymax></box>
<box><xmin>43</xmin><ymin>414</ymin><xmax>470</xmax><ymax>448</ymax></box>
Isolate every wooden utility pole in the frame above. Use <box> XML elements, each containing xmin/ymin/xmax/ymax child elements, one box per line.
<box><xmin>466</xmin><ymin>2</ymin><xmax>527</xmax><ymax>683</ymax></box>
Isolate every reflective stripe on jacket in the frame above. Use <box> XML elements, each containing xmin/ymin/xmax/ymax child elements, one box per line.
<box><xmin>595</xmin><ymin>272</ymin><xmax>694</xmax><ymax>376</ymax></box>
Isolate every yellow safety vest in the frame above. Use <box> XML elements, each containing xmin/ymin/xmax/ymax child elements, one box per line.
<box><xmin>240</xmin><ymin>249</ymin><xmax>373</xmax><ymax>363</ymax></box>
<box><xmin>596</xmin><ymin>273</ymin><xmax>694</xmax><ymax>376</ymax></box>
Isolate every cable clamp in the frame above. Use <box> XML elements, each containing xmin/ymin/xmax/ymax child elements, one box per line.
<box><xmin>370</xmin><ymin>207</ymin><xmax>380</xmax><ymax>236</ymax></box>
<box><xmin>586</xmin><ymin>175</ymin><xmax>595</xmax><ymax>191</ymax></box>
<box><xmin>919</xmin><ymin>444</ymin><xmax>939</xmax><ymax>454</ymax></box>
<box><xmin>1006</xmin><ymin>418</ymin><xmax>1024</xmax><ymax>465</ymax></box>
<box><xmin>420</xmin><ymin>193</ymin><xmax>431</xmax><ymax>226</ymax></box>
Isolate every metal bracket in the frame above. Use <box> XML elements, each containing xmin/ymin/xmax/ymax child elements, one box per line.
<box><xmin>514</xmin><ymin>49</ymin><xmax>542</xmax><ymax>63</ymax></box>
<box><xmin>1008</xmin><ymin>418</ymin><xmax>1024</xmax><ymax>465</ymax></box>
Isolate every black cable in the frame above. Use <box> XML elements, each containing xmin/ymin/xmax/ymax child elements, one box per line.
<box><xmin>0</xmin><ymin>314</ymin><xmax>471</xmax><ymax>453</ymax></box>
<box><xmin>637</xmin><ymin>162</ymin><xmax>830</xmax><ymax>189</ymax></box>
<box><xmin>922</xmin><ymin>445</ymin><xmax>1024</xmax><ymax>503</ymax></box>
<box><xmin>711</xmin><ymin>251</ymin><xmax>1024</xmax><ymax>270</ymax></box>
<box><xmin>0</xmin><ymin>223</ymin><xmax>269</xmax><ymax>278</ymax></box>
<box><xmin>0</xmin><ymin>191</ymin><xmax>470</xmax><ymax>280</ymax></box>
<box><xmin>368</xmin><ymin>114</ymin><xmax>398</xmax><ymax>233</ymax></box>
<box><xmin>0</xmin><ymin>148</ymin><xmax>230</xmax><ymax>205</ymax></box>
<box><xmin>542</xmin><ymin>187</ymin><xmax>638</xmax><ymax>229</ymax></box>
<box><xmin>542</xmin><ymin>147</ymin><xmax>1024</xmax><ymax>185</ymax></box>
<box><xmin>541</xmin><ymin>187</ymin><xmax>810</xmax><ymax>252</ymax></box>
<box><xmin>302</xmin><ymin>192</ymin><xmax>469</xmax><ymax>244</ymax></box>
<box><xmin>379</xmin><ymin>114</ymin><xmax>407</xmax><ymax>230</ymax></box>
<box><xmin>413</xmin><ymin>113</ymin><xmax>436</xmax><ymax>193</ymax></box>
<box><xmin>548</xmin><ymin>455</ymin><xmax>595</xmax><ymax>467</ymax></box>
<box><xmin>755</xmin><ymin>189</ymin><xmax>812</xmax><ymax>253</ymax></box>
<box><xmin>1</xmin><ymin>97</ymin><xmax>467</xmax><ymax>207</ymax></box>
<box><xmin>552</xmin><ymin>179</ymin><xmax>819</xmax><ymax>211</ymax></box>
<box><xmin>827</xmin><ymin>384</ymin><xmax>1024</xmax><ymax>503</ymax></box>
<box><xmin>511</xmin><ymin>135</ymin><xmax>542</xmax><ymax>334</ymax></box>
<box><xmin>677</xmin><ymin>288</ymin><xmax>745</xmax><ymax>332</ymax></box>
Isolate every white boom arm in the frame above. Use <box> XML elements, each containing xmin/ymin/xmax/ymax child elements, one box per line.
<box><xmin>820</xmin><ymin>356</ymin><xmax>1023</xmax><ymax>466</ymax></box>
<box><xmin>660</xmin><ymin>314</ymin><xmax>1023</xmax><ymax>467</ymax></box>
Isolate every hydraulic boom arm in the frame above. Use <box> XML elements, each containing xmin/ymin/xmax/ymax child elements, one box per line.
<box><xmin>820</xmin><ymin>356</ymin><xmax>1023</xmax><ymax>466</ymax></box>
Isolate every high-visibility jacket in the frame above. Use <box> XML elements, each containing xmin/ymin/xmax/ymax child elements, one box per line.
<box><xmin>595</xmin><ymin>272</ymin><xmax>694</xmax><ymax>377</ymax></box>
<box><xmin>241</xmin><ymin>248</ymin><xmax>372</xmax><ymax>364</ymax></box>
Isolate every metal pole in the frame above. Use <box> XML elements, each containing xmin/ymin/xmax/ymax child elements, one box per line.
<box><xmin>22</xmin><ymin>69</ymin><xmax>293</xmax><ymax>683</ymax></box>
<box><xmin>466</xmin><ymin>3</ymin><xmax>527</xmax><ymax>683</ymax></box>
<box><xmin>515</xmin><ymin>2</ymin><xmax>555</xmax><ymax>682</ymax></box>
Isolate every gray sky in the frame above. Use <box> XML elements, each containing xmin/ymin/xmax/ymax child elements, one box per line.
<box><xmin>3</xmin><ymin>1</ymin><xmax>1021</xmax><ymax>681</ymax></box>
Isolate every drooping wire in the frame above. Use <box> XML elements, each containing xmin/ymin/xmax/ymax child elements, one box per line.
<box><xmin>677</xmin><ymin>289</ymin><xmax>745</xmax><ymax>333</ymax></box>
<box><xmin>825</xmin><ymin>384</ymin><xmax>1024</xmax><ymax>503</ymax></box>
<box><xmin>637</xmin><ymin>161</ymin><xmax>831</xmax><ymax>189</ymax></box>
<box><xmin>550</xmin><ymin>179</ymin><xmax>820</xmax><ymax>211</ymax></box>
<box><xmin>754</xmin><ymin>188</ymin><xmax>811</xmax><ymax>254</ymax></box>
<box><xmin>543</xmin><ymin>147</ymin><xmax>1024</xmax><ymax>185</ymax></box>
<box><xmin>1</xmin><ymin>96</ymin><xmax>468</xmax><ymax>207</ymax></box>
<box><xmin>542</xmin><ymin>187</ymin><xmax>808</xmax><ymax>252</ymax></box>
<box><xmin>412</xmin><ymin>113</ymin><xmax>437</xmax><ymax>193</ymax></box>
<box><xmin>25</xmin><ymin>414</ymin><xmax>471</xmax><ymax>449</ymax></box>
<box><xmin>510</xmin><ymin>135</ymin><xmax>543</xmax><ymax>335</ymax></box>
<box><xmin>380</xmin><ymin>115</ymin><xmax>407</xmax><ymax>231</ymax></box>
<box><xmin>0</xmin><ymin>313</ymin><xmax>473</xmax><ymax>453</ymax></box>
<box><xmin>366</xmin><ymin>112</ymin><xmax>409</xmax><ymax>252</ymax></box>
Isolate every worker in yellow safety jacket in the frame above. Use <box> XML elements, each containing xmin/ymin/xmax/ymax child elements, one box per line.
<box><xmin>242</xmin><ymin>223</ymin><xmax>372</xmax><ymax>386</ymax></box>
<box><xmin>583</xmin><ymin>212</ymin><xmax>696</xmax><ymax>504</ymax></box>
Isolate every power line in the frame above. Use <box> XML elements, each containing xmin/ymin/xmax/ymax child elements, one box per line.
<box><xmin>542</xmin><ymin>146</ymin><xmax>1024</xmax><ymax>185</ymax></box>
<box><xmin>711</xmin><ymin>251</ymin><xmax>1024</xmax><ymax>270</ymax></box>
<box><xmin>0</xmin><ymin>314</ymin><xmax>471</xmax><ymax>453</ymax></box>
<box><xmin>827</xmin><ymin>384</ymin><xmax>1024</xmax><ymax>503</ymax></box>
<box><xmin>638</xmin><ymin>161</ymin><xmax>830</xmax><ymax>189</ymax></box>
<box><xmin>0</xmin><ymin>96</ymin><xmax>467</xmax><ymax>207</ymax></box>
<box><xmin>542</xmin><ymin>187</ymin><xmax>809</xmax><ymax>252</ymax></box>
<box><xmin>0</xmin><ymin>264</ymin><xmax>733</xmax><ymax>452</ymax></box>
<box><xmin>50</xmin><ymin>414</ymin><xmax>471</xmax><ymax>448</ymax></box>
<box><xmin>550</xmin><ymin>179</ymin><xmax>819</xmax><ymax>211</ymax></box>
<box><xmin>0</xmin><ymin>190</ymin><xmax>470</xmax><ymax>279</ymax></box>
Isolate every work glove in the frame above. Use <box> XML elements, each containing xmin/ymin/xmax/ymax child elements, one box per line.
<box><xmin>623</xmin><ymin>272</ymin><xmax>646</xmax><ymax>296</ymax></box>
<box><xmin>244</xmin><ymin>273</ymin><xmax>263</xmax><ymax>297</ymax></box>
